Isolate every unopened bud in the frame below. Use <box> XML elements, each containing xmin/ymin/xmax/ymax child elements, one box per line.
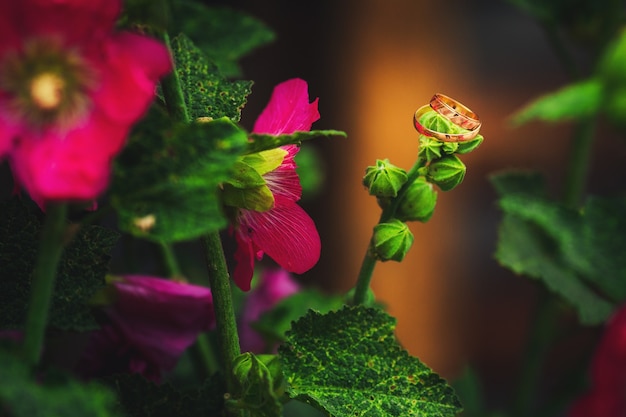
<box><xmin>363</xmin><ymin>159</ymin><xmax>408</xmax><ymax>198</ymax></box>
<box><xmin>372</xmin><ymin>219</ymin><xmax>414</xmax><ymax>262</ymax></box>
<box><xmin>426</xmin><ymin>154</ymin><xmax>466</xmax><ymax>191</ymax></box>
<box><xmin>396</xmin><ymin>177</ymin><xmax>437</xmax><ymax>222</ymax></box>
<box><xmin>455</xmin><ymin>135</ymin><xmax>483</xmax><ymax>155</ymax></box>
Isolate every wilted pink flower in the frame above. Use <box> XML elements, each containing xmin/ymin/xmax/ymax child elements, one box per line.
<box><xmin>239</xmin><ymin>268</ymin><xmax>300</xmax><ymax>353</ymax></box>
<box><xmin>0</xmin><ymin>0</ymin><xmax>171</xmax><ymax>202</ymax></box>
<box><xmin>77</xmin><ymin>275</ymin><xmax>214</xmax><ymax>382</ymax></box>
<box><xmin>568</xmin><ymin>304</ymin><xmax>626</xmax><ymax>417</ymax></box>
<box><xmin>233</xmin><ymin>78</ymin><xmax>321</xmax><ymax>291</ymax></box>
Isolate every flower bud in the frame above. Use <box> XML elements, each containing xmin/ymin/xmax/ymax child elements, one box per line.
<box><xmin>418</xmin><ymin>135</ymin><xmax>443</xmax><ymax>162</ymax></box>
<box><xmin>455</xmin><ymin>135</ymin><xmax>483</xmax><ymax>154</ymax></box>
<box><xmin>363</xmin><ymin>159</ymin><xmax>408</xmax><ymax>198</ymax></box>
<box><xmin>426</xmin><ymin>154</ymin><xmax>466</xmax><ymax>191</ymax></box>
<box><xmin>372</xmin><ymin>219</ymin><xmax>414</xmax><ymax>262</ymax></box>
<box><xmin>396</xmin><ymin>177</ymin><xmax>437</xmax><ymax>222</ymax></box>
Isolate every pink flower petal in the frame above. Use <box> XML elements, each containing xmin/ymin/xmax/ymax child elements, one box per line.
<box><xmin>20</xmin><ymin>0</ymin><xmax>121</xmax><ymax>46</ymax></box>
<box><xmin>263</xmin><ymin>146</ymin><xmax>302</xmax><ymax>205</ymax></box>
<box><xmin>252</xmin><ymin>78</ymin><xmax>320</xmax><ymax>135</ymax></box>
<box><xmin>239</xmin><ymin>203</ymin><xmax>320</xmax><ymax>275</ymax></box>
<box><xmin>90</xmin><ymin>32</ymin><xmax>172</xmax><ymax>125</ymax></box>
<box><xmin>10</xmin><ymin>112</ymin><xmax>128</xmax><ymax>201</ymax></box>
<box><xmin>233</xmin><ymin>231</ymin><xmax>259</xmax><ymax>292</ymax></box>
<box><xmin>102</xmin><ymin>276</ymin><xmax>214</xmax><ymax>378</ymax></box>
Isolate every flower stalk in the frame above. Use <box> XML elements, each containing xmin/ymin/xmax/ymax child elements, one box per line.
<box><xmin>22</xmin><ymin>202</ymin><xmax>68</xmax><ymax>369</ymax></box>
<box><xmin>352</xmin><ymin>155</ymin><xmax>426</xmax><ymax>305</ymax></box>
<box><xmin>158</xmin><ymin>29</ymin><xmax>241</xmax><ymax>399</ymax></box>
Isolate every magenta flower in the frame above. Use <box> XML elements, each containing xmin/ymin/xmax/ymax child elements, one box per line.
<box><xmin>0</xmin><ymin>0</ymin><xmax>171</xmax><ymax>203</ymax></box>
<box><xmin>232</xmin><ymin>78</ymin><xmax>321</xmax><ymax>291</ymax></box>
<box><xmin>567</xmin><ymin>303</ymin><xmax>626</xmax><ymax>417</ymax></box>
<box><xmin>77</xmin><ymin>275</ymin><xmax>214</xmax><ymax>382</ymax></box>
<box><xmin>239</xmin><ymin>268</ymin><xmax>300</xmax><ymax>353</ymax></box>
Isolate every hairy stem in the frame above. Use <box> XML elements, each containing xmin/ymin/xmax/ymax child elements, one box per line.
<box><xmin>352</xmin><ymin>155</ymin><xmax>426</xmax><ymax>305</ymax></box>
<box><xmin>22</xmin><ymin>203</ymin><xmax>68</xmax><ymax>369</ymax></box>
<box><xmin>203</xmin><ymin>233</ymin><xmax>241</xmax><ymax>393</ymax></box>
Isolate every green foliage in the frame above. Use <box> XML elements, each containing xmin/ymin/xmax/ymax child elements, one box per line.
<box><xmin>0</xmin><ymin>348</ymin><xmax>121</xmax><ymax>417</ymax></box>
<box><xmin>0</xmin><ymin>198</ymin><xmax>118</xmax><ymax>331</ymax></box>
<box><xmin>280</xmin><ymin>306</ymin><xmax>462</xmax><ymax>417</ymax></box>
<box><xmin>103</xmin><ymin>373</ymin><xmax>224</xmax><ymax>417</ymax></box>
<box><xmin>296</xmin><ymin>146</ymin><xmax>326</xmax><ymax>198</ymax></box>
<box><xmin>171</xmin><ymin>33</ymin><xmax>253</xmax><ymax>121</ymax></box>
<box><xmin>491</xmin><ymin>171</ymin><xmax>626</xmax><ymax>325</ymax></box>
<box><xmin>111</xmin><ymin>112</ymin><xmax>248</xmax><ymax>242</ymax></box>
<box><xmin>169</xmin><ymin>1</ymin><xmax>276</xmax><ymax>77</ymax></box>
<box><xmin>510</xmin><ymin>79</ymin><xmax>603</xmax><ymax>125</ymax></box>
<box><xmin>247</xmin><ymin>130</ymin><xmax>347</xmax><ymax>154</ymax></box>
<box><xmin>252</xmin><ymin>289</ymin><xmax>345</xmax><ymax>346</ymax></box>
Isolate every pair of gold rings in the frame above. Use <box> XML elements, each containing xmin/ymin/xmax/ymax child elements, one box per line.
<box><xmin>413</xmin><ymin>93</ymin><xmax>481</xmax><ymax>142</ymax></box>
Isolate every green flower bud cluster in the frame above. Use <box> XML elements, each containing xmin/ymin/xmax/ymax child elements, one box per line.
<box><xmin>416</xmin><ymin>110</ymin><xmax>482</xmax><ymax>192</ymax></box>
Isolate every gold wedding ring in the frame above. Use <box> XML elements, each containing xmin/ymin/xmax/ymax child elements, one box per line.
<box><xmin>413</xmin><ymin>104</ymin><xmax>480</xmax><ymax>142</ymax></box>
<box><xmin>429</xmin><ymin>93</ymin><xmax>481</xmax><ymax>131</ymax></box>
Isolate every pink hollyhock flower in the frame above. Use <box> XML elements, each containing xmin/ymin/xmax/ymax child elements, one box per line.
<box><xmin>233</xmin><ymin>78</ymin><xmax>321</xmax><ymax>291</ymax></box>
<box><xmin>0</xmin><ymin>0</ymin><xmax>172</xmax><ymax>203</ymax></box>
<box><xmin>239</xmin><ymin>268</ymin><xmax>300</xmax><ymax>353</ymax></box>
<box><xmin>76</xmin><ymin>275</ymin><xmax>214</xmax><ymax>382</ymax></box>
<box><xmin>567</xmin><ymin>304</ymin><xmax>626</xmax><ymax>417</ymax></box>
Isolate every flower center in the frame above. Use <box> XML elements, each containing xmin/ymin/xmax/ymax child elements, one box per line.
<box><xmin>0</xmin><ymin>39</ymin><xmax>95</xmax><ymax>129</ymax></box>
<box><xmin>29</xmin><ymin>72</ymin><xmax>66</xmax><ymax>110</ymax></box>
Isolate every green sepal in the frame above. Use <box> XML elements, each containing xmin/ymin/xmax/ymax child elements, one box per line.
<box><xmin>396</xmin><ymin>176</ymin><xmax>438</xmax><ymax>222</ymax></box>
<box><xmin>372</xmin><ymin>219</ymin><xmax>414</xmax><ymax>262</ymax></box>
<box><xmin>426</xmin><ymin>154</ymin><xmax>466</xmax><ymax>191</ymax></box>
<box><xmin>455</xmin><ymin>135</ymin><xmax>484</xmax><ymax>154</ymax></box>
<box><xmin>225</xmin><ymin>160</ymin><xmax>267</xmax><ymax>189</ymax></box>
<box><xmin>418</xmin><ymin>136</ymin><xmax>443</xmax><ymax>162</ymax></box>
<box><xmin>279</xmin><ymin>306</ymin><xmax>463</xmax><ymax>417</ymax></box>
<box><xmin>242</xmin><ymin>148</ymin><xmax>287</xmax><ymax>176</ymax></box>
<box><xmin>363</xmin><ymin>159</ymin><xmax>408</xmax><ymax>198</ymax></box>
<box><xmin>229</xmin><ymin>352</ymin><xmax>284</xmax><ymax>417</ymax></box>
<box><xmin>222</xmin><ymin>183</ymin><xmax>274</xmax><ymax>212</ymax></box>
<box><xmin>246</xmin><ymin>130</ymin><xmax>347</xmax><ymax>155</ymax></box>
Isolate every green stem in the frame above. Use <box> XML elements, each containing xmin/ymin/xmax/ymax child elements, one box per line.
<box><xmin>203</xmin><ymin>233</ymin><xmax>241</xmax><ymax>394</ymax></box>
<box><xmin>513</xmin><ymin>289</ymin><xmax>561</xmax><ymax>417</ymax></box>
<box><xmin>159</xmin><ymin>241</ymin><xmax>182</xmax><ymax>278</ymax></box>
<box><xmin>157</xmin><ymin>27</ymin><xmax>240</xmax><ymax>406</ymax></box>
<box><xmin>352</xmin><ymin>155</ymin><xmax>426</xmax><ymax>305</ymax></box>
<box><xmin>22</xmin><ymin>203</ymin><xmax>68</xmax><ymax>369</ymax></box>
<box><xmin>158</xmin><ymin>32</ymin><xmax>190</xmax><ymax>123</ymax></box>
<box><xmin>563</xmin><ymin>118</ymin><xmax>596</xmax><ymax>207</ymax></box>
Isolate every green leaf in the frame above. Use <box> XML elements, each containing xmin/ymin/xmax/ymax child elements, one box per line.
<box><xmin>111</xmin><ymin>112</ymin><xmax>248</xmax><ymax>242</ymax></box>
<box><xmin>247</xmin><ymin>130</ymin><xmax>347</xmax><ymax>154</ymax></box>
<box><xmin>495</xmin><ymin>212</ymin><xmax>613</xmax><ymax>325</ymax></box>
<box><xmin>170</xmin><ymin>2</ymin><xmax>275</xmax><ymax>77</ymax></box>
<box><xmin>510</xmin><ymin>79</ymin><xmax>603</xmax><ymax>125</ymax></box>
<box><xmin>171</xmin><ymin>33</ymin><xmax>253</xmax><ymax>121</ymax></box>
<box><xmin>296</xmin><ymin>146</ymin><xmax>326</xmax><ymax>198</ymax></box>
<box><xmin>0</xmin><ymin>198</ymin><xmax>119</xmax><ymax>331</ymax></box>
<box><xmin>490</xmin><ymin>172</ymin><xmax>625</xmax><ymax>324</ymax></box>
<box><xmin>0</xmin><ymin>348</ymin><xmax>122</xmax><ymax>417</ymax></box>
<box><xmin>279</xmin><ymin>306</ymin><xmax>462</xmax><ymax>417</ymax></box>
<box><xmin>252</xmin><ymin>289</ymin><xmax>345</xmax><ymax>345</ymax></box>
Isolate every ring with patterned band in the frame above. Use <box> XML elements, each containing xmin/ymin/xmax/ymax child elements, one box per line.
<box><xmin>413</xmin><ymin>104</ymin><xmax>481</xmax><ymax>142</ymax></box>
<box><xmin>429</xmin><ymin>93</ymin><xmax>481</xmax><ymax>131</ymax></box>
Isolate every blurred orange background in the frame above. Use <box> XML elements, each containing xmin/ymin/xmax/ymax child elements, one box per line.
<box><xmin>229</xmin><ymin>0</ymin><xmax>626</xmax><ymax>400</ymax></box>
